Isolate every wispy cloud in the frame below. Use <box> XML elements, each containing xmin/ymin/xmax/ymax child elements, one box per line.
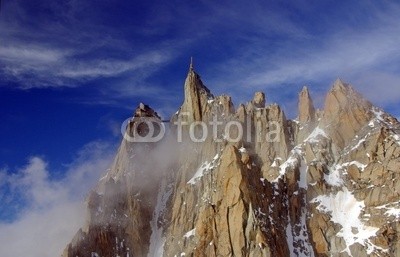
<box><xmin>0</xmin><ymin>0</ymin><xmax>176</xmax><ymax>90</ymax></box>
<box><xmin>0</xmin><ymin>42</ymin><xmax>172</xmax><ymax>88</ymax></box>
<box><xmin>1</xmin><ymin>0</ymin><xmax>400</xmax><ymax>115</ymax></box>
<box><xmin>243</xmin><ymin>27</ymin><xmax>400</xmax><ymax>88</ymax></box>
<box><xmin>0</xmin><ymin>140</ymin><xmax>115</xmax><ymax>257</ymax></box>
<box><xmin>204</xmin><ymin>1</ymin><xmax>400</xmax><ymax>113</ymax></box>
<box><xmin>60</xmin><ymin>52</ymin><xmax>170</xmax><ymax>79</ymax></box>
<box><xmin>0</xmin><ymin>45</ymin><xmax>64</xmax><ymax>64</ymax></box>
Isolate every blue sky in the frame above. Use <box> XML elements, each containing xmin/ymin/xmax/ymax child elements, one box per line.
<box><xmin>1</xmin><ymin>0</ymin><xmax>400</xmax><ymax>168</ymax></box>
<box><xmin>0</xmin><ymin>1</ymin><xmax>400</xmax><ymax>255</ymax></box>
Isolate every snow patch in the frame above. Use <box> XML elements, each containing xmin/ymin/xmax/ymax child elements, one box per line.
<box><xmin>285</xmin><ymin>190</ymin><xmax>315</xmax><ymax>256</ymax></box>
<box><xmin>350</xmin><ymin>135</ymin><xmax>367</xmax><ymax>152</ymax></box>
<box><xmin>273</xmin><ymin>148</ymin><xmax>302</xmax><ymax>182</ymax></box>
<box><xmin>311</xmin><ymin>188</ymin><xmax>379</xmax><ymax>255</ymax></box>
<box><xmin>345</xmin><ymin>161</ymin><xmax>367</xmax><ymax>172</ymax></box>
<box><xmin>285</xmin><ymin>218</ymin><xmax>295</xmax><ymax>255</ymax></box>
<box><xmin>392</xmin><ymin>134</ymin><xmax>400</xmax><ymax>146</ymax></box>
<box><xmin>271</xmin><ymin>157</ymin><xmax>282</xmax><ymax>168</ymax></box>
<box><xmin>368</xmin><ymin>120</ymin><xmax>375</xmax><ymax>128</ymax></box>
<box><xmin>385</xmin><ymin>208</ymin><xmax>400</xmax><ymax>218</ymax></box>
<box><xmin>376</xmin><ymin>203</ymin><xmax>400</xmax><ymax>218</ymax></box>
<box><xmin>294</xmin><ymin>208</ymin><xmax>315</xmax><ymax>256</ymax></box>
<box><xmin>325</xmin><ymin>161</ymin><xmax>367</xmax><ymax>186</ymax></box>
<box><xmin>183</xmin><ymin>228</ymin><xmax>196</xmax><ymax>238</ymax></box>
<box><xmin>187</xmin><ymin>153</ymin><xmax>220</xmax><ymax>185</ymax></box>
<box><xmin>147</xmin><ymin>180</ymin><xmax>173</xmax><ymax>257</ymax></box>
<box><xmin>298</xmin><ymin>160</ymin><xmax>308</xmax><ymax>189</ymax></box>
<box><xmin>189</xmin><ymin>164</ymin><xmax>213</xmax><ymax>182</ymax></box>
<box><xmin>305</xmin><ymin>127</ymin><xmax>328</xmax><ymax>143</ymax></box>
<box><xmin>324</xmin><ymin>164</ymin><xmax>344</xmax><ymax>187</ymax></box>
<box><xmin>372</xmin><ymin>108</ymin><xmax>385</xmax><ymax>122</ymax></box>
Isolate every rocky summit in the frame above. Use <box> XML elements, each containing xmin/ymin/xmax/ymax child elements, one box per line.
<box><xmin>63</xmin><ymin>64</ymin><xmax>400</xmax><ymax>257</ymax></box>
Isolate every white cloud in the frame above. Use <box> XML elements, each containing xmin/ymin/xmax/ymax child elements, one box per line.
<box><xmin>0</xmin><ymin>42</ymin><xmax>172</xmax><ymax>89</ymax></box>
<box><xmin>1</xmin><ymin>0</ymin><xmax>400</xmax><ymax>115</ymax></box>
<box><xmin>58</xmin><ymin>51</ymin><xmax>171</xmax><ymax>79</ymax></box>
<box><xmin>0</xmin><ymin>45</ymin><xmax>64</xmax><ymax>64</ymax></box>
<box><xmin>0</xmin><ymin>0</ymin><xmax>175</xmax><ymax>89</ymax></box>
<box><xmin>0</xmin><ymin>200</ymin><xmax>84</xmax><ymax>257</ymax></box>
<box><xmin>0</xmin><ymin>141</ymin><xmax>115</xmax><ymax>257</ymax></box>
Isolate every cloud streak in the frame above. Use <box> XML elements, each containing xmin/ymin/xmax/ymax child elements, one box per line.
<box><xmin>0</xmin><ymin>42</ymin><xmax>172</xmax><ymax>88</ymax></box>
<box><xmin>0</xmin><ymin>0</ymin><xmax>176</xmax><ymax>90</ymax></box>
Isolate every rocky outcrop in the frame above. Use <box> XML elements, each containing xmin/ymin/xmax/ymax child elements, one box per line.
<box><xmin>296</xmin><ymin>86</ymin><xmax>317</xmax><ymax>144</ymax></box>
<box><xmin>63</xmin><ymin>103</ymin><xmax>164</xmax><ymax>257</ymax></box>
<box><xmin>298</xmin><ymin>86</ymin><xmax>315</xmax><ymax>124</ymax></box>
<box><xmin>252</xmin><ymin>92</ymin><xmax>266</xmax><ymax>108</ymax></box>
<box><xmin>63</xmin><ymin>65</ymin><xmax>400</xmax><ymax>257</ymax></box>
<box><xmin>180</xmin><ymin>65</ymin><xmax>214</xmax><ymax>122</ymax></box>
<box><xmin>321</xmin><ymin>79</ymin><xmax>373</xmax><ymax>149</ymax></box>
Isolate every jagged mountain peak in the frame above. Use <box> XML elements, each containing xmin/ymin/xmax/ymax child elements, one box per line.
<box><xmin>181</xmin><ymin>60</ymin><xmax>214</xmax><ymax>122</ymax></box>
<box><xmin>252</xmin><ymin>91</ymin><xmax>266</xmax><ymax>108</ymax></box>
<box><xmin>134</xmin><ymin>102</ymin><xmax>160</xmax><ymax>119</ymax></box>
<box><xmin>326</xmin><ymin>78</ymin><xmax>369</xmax><ymax>108</ymax></box>
<box><xmin>323</xmin><ymin>79</ymin><xmax>371</xmax><ymax>115</ymax></box>
<box><xmin>328</xmin><ymin>78</ymin><xmax>358</xmax><ymax>98</ymax></box>
<box><xmin>184</xmin><ymin>61</ymin><xmax>213</xmax><ymax>99</ymax></box>
<box><xmin>63</xmin><ymin>67</ymin><xmax>400</xmax><ymax>257</ymax></box>
<box><xmin>300</xmin><ymin>85</ymin><xmax>310</xmax><ymax>93</ymax></box>
<box><xmin>332</xmin><ymin>77</ymin><xmax>348</xmax><ymax>90</ymax></box>
<box><xmin>320</xmin><ymin>79</ymin><xmax>374</xmax><ymax>148</ymax></box>
<box><xmin>298</xmin><ymin>85</ymin><xmax>315</xmax><ymax>124</ymax></box>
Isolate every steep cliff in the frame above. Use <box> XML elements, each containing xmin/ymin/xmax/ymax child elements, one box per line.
<box><xmin>63</xmin><ymin>65</ymin><xmax>400</xmax><ymax>257</ymax></box>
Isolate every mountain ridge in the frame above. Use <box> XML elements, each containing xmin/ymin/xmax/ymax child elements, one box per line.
<box><xmin>63</xmin><ymin>65</ymin><xmax>400</xmax><ymax>257</ymax></box>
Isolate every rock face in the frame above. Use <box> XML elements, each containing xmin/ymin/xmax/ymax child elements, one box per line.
<box><xmin>63</xmin><ymin>65</ymin><xmax>400</xmax><ymax>257</ymax></box>
<box><xmin>180</xmin><ymin>66</ymin><xmax>213</xmax><ymax>122</ymax></box>
<box><xmin>321</xmin><ymin>79</ymin><xmax>373</xmax><ymax>148</ymax></box>
<box><xmin>253</xmin><ymin>92</ymin><xmax>266</xmax><ymax>108</ymax></box>
<box><xmin>298</xmin><ymin>86</ymin><xmax>315</xmax><ymax>124</ymax></box>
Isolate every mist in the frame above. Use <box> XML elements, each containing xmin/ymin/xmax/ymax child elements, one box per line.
<box><xmin>0</xmin><ymin>141</ymin><xmax>115</xmax><ymax>257</ymax></box>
